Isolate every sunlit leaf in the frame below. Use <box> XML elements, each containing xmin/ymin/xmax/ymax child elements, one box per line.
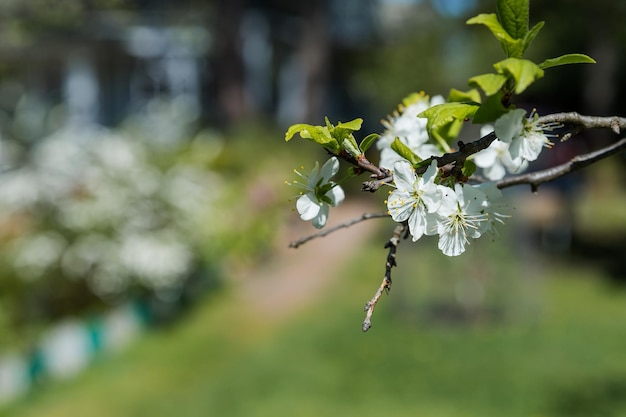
<box><xmin>493</xmin><ymin>57</ymin><xmax>544</xmax><ymax>94</ymax></box>
<box><xmin>467</xmin><ymin>14</ymin><xmax>515</xmax><ymax>43</ymax></box>
<box><xmin>359</xmin><ymin>133</ymin><xmax>379</xmax><ymax>153</ymax></box>
<box><xmin>496</xmin><ymin>0</ymin><xmax>529</xmax><ymax>40</ymax></box>
<box><xmin>521</xmin><ymin>21</ymin><xmax>544</xmax><ymax>54</ymax></box>
<box><xmin>448</xmin><ymin>88</ymin><xmax>482</xmax><ymax>103</ymax></box>
<box><xmin>462</xmin><ymin>159</ymin><xmax>477</xmax><ymax>178</ymax></box>
<box><xmin>391</xmin><ymin>138</ymin><xmax>422</xmax><ymax>166</ymax></box>
<box><xmin>469</xmin><ymin>73</ymin><xmax>508</xmax><ymax>96</ymax></box>
<box><xmin>285</xmin><ymin>124</ymin><xmax>331</xmax><ymax>144</ymax></box>
<box><xmin>342</xmin><ymin>136</ymin><xmax>361</xmax><ymax>158</ymax></box>
<box><xmin>336</xmin><ymin>118</ymin><xmax>363</xmax><ymax>131</ymax></box>
<box><xmin>539</xmin><ymin>53</ymin><xmax>596</xmax><ymax>69</ymax></box>
<box><xmin>419</xmin><ymin>102</ymin><xmax>479</xmax><ymax>147</ymax></box>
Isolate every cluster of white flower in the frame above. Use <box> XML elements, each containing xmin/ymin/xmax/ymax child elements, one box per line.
<box><xmin>376</xmin><ymin>92</ymin><xmax>446</xmax><ymax>169</ymax></box>
<box><xmin>386</xmin><ymin>160</ymin><xmax>507</xmax><ymax>256</ymax></box>
<box><xmin>474</xmin><ymin>109</ymin><xmax>556</xmax><ymax>180</ymax></box>
<box><xmin>288</xmin><ymin>93</ymin><xmax>556</xmax><ymax>257</ymax></box>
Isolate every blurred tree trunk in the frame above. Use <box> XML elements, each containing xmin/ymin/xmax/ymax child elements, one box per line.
<box><xmin>212</xmin><ymin>0</ymin><xmax>246</xmax><ymax>124</ymax></box>
<box><xmin>297</xmin><ymin>1</ymin><xmax>330</xmax><ymax>122</ymax></box>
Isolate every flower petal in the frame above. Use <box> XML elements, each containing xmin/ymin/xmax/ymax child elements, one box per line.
<box><xmin>407</xmin><ymin>206</ymin><xmax>427</xmax><ymax>241</ymax></box>
<box><xmin>296</xmin><ymin>193</ymin><xmax>321</xmax><ymax>221</ymax></box>
<box><xmin>326</xmin><ymin>184</ymin><xmax>345</xmax><ymax>206</ymax></box>
<box><xmin>312</xmin><ymin>203</ymin><xmax>329</xmax><ymax>229</ymax></box>
<box><xmin>387</xmin><ymin>190</ymin><xmax>414</xmax><ymax>222</ymax></box>
<box><xmin>306</xmin><ymin>161</ymin><xmax>321</xmax><ymax>188</ymax></box>
<box><xmin>320</xmin><ymin>157</ymin><xmax>340</xmax><ymax>182</ymax></box>
<box><xmin>438</xmin><ymin>227</ymin><xmax>467</xmax><ymax>256</ymax></box>
<box><xmin>392</xmin><ymin>161</ymin><xmax>417</xmax><ymax>193</ymax></box>
<box><xmin>483</xmin><ymin>162</ymin><xmax>506</xmax><ymax>181</ymax></box>
<box><xmin>495</xmin><ymin>109</ymin><xmax>526</xmax><ymax>143</ymax></box>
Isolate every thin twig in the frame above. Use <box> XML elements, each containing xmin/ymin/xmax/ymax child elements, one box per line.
<box><xmin>289</xmin><ymin>211</ymin><xmax>389</xmax><ymax>249</ymax></box>
<box><xmin>497</xmin><ymin>136</ymin><xmax>626</xmax><ymax>191</ymax></box>
<box><xmin>362</xmin><ymin>223</ymin><xmax>405</xmax><ymax>332</ymax></box>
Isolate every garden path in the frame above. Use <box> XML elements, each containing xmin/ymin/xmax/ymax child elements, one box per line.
<box><xmin>235</xmin><ymin>200</ymin><xmax>383</xmax><ymax>321</ymax></box>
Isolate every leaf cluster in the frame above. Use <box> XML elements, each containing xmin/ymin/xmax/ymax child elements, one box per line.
<box><xmin>420</xmin><ymin>0</ymin><xmax>594</xmax><ymax>143</ymax></box>
<box><xmin>285</xmin><ymin>117</ymin><xmax>378</xmax><ymax>159</ymax></box>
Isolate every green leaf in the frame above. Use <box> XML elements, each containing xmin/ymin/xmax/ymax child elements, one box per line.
<box><xmin>418</xmin><ymin>103</ymin><xmax>479</xmax><ymax>130</ymax></box>
<box><xmin>448</xmin><ymin>88</ymin><xmax>482</xmax><ymax>103</ymax></box>
<box><xmin>391</xmin><ymin>138</ymin><xmax>422</xmax><ymax>166</ymax></box>
<box><xmin>469</xmin><ymin>73</ymin><xmax>508</xmax><ymax>96</ymax></box>
<box><xmin>285</xmin><ymin>122</ymin><xmax>341</xmax><ymax>154</ymax></box>
<box><xmin>521</xmin><ymin>21</ymin><xmax>544</xmax><ymax>55</ymax></box>
<box><xmin>342</xmin><ymin>136</ymin><xmax>361</xmax><ymax>158</ymax></box>
<box><xmin>496</xmin><ymin>0</ymin><xmax>529</xmax><ymax>40</ymax></box>
<box><xmin>539</xmin><ymin>53</ymin><xmax>596</xmax><ymax>69</ymax></box>
<box><xmin>472</xmin><ymin>92</ymin><xmax>509</xmax><ymax>124</ymax></box>
<box><xmin>418</xmin><ymin>102</ymin><xmax>479</xmax><ymax>147</ymax></box>
<box><xmin>285</xmin><ymin>124</ymin><xmax>332</xmax><ymax>144</ymax></box>
<box><xmin>330</xmin><ymin>118</ymin><xmax>364</xmax><ymax>154</ymax></box>
<box><xmin>336</xmin><ymin>118</ymin><xmax>363</xmax><ymax>132</ymax></box>
<box><xmin>285</xmin><ymin>123</ymin><xmax>313</xmax><ymax>141</ymax></box>
<box><xmin>467</xmin><ymin>13</ymin><xmax>515</xmax><ymax>43</ymax></box>
<box><xmin>359</xmin><ymin>133</ymin><xmax>379</xmax><ymax>153</ymax></box>
<box><xmin>462</xmin><ymin>159</ymin><xmax>477</xmax><ymax>179</ymax></box>
<box><xmin>467</xmin><ymin>13</ymin><xmax>525</xmax><ymax>58</ymax></box>
<box><xmin>493</xmin><ymin>58</ymin><xmax>544</xmax><ymax>94</ymax></box>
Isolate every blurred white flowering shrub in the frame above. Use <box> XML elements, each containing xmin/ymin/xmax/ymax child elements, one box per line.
<box><xmin>0</xmin><ymin>96</ymin><xmax>251</xmax><ymax>339</ymax></box>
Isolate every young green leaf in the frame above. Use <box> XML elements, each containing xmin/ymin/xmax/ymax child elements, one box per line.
<box><xmin>472</xmin><ymin>92</ymin><xmax>509</xmax><ymax>124</ymax></box>
<box><xmin>336</xmin><ymin>118</ymin><xmax>363</xmax><ymax>132</ymax></box>
<box><xmin>539</xmin><ymin>53</ymin><xmax>596</xmax><ymax>69</ymax></box>
<box><xmin>467</xmin><ymin>13</ymin><xmax>524</xmax><ymax>58</ymax></box>
<box><xmin>359</xmin><ymin>133</ymin><xmax>379</xmax><ymax>153</ymax></box>
<box><xmin>467</xmin><ymin>13</ymin><xmax>515</xmax><ymax>44</ymax></box>
<box><xmin>285</xmin><ymin>124</ymin><xmax>332</xmax><ymax>145</ymax></box>
<box><xmin>494</xmin><ymin>58</ymin><xmax>544</xmax><ymax>94</ymax></box>
<box><xmin>418</xmin><ymin>103</ymin><xmax>479</xmax><ymax>131</ymax></box>
<box><xmin>521</xmin><ymin>21</ymin><xmax>545</xmax><ymax>55</ymax></box>
<box><xmin>469</xmin><ymin>73</ymin><xmax>508</xmax><ymax>96</ymax></box>
<box><xmin>448</xmin><ymin>88</ymin><xmax>482</xmax><ymax>103</ymax></box>
<box><xmin>342</xmin><ymin>136</ymin><xmax>362</xmax><ymax>158</ymax></box>
<box><xmin>391</xmin><ymin>138</ymin><xmax>422</xmax><ymax>166</ymax></box>
<box><xmin>418</xmin><ymin>102</ymin><xmax>479</xmax><ymax>148</ymax></box>
<box><xmin>461</xmin><ymin>159</ymin><xmax>477</xmax><ymax>179</ymax></box>
<box><xmin>285</xmin><ymin>122</ymin><xmax>341</xmax><ymax>154</ymax></box>
<box><xmin>330</xmin><ymin>118</ymin><xmax>364</xmax><ymax>153</ymax></box>
<box><xmin>496</xmin><ymin>0</ymin><xmax>529</xmax><ymax>40</ymax></box>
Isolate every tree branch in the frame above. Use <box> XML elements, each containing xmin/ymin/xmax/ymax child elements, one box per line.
<box><xmin>362</xmin><ymin>113</ymin><xmax>626</xmax><ymax>192</ymax></box>
<box><xmin>362</xmin><ymin>223</ymin><xmax>405</xmax><ymax>332</ymax></box>
<box><xmin>537</xmin><ymin>112</ymin><xmax>626</xmax><ymax>135</ymax></box>
<box><xmin>497</xmin><ymin>136</ymin><xmax>626</xmax><ymax>191</ymax></box>
<box><xmin>289</xmin><ymin>211</ymin><xmax>389</xmax><ymax>249</ymax></box>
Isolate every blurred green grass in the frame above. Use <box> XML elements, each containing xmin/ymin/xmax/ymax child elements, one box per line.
<box><xmin>2</xmin><ymin>224</ymin><xmax>626</xmax><ymax>417</ymax></box>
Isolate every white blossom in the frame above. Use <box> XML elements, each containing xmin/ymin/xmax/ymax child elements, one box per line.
<box><xmin>495</xmin><ymin>109</ymin><xmax>556</xmax><ymax>162</ymax></box>
<box><xmin>474</xmin><ymin>125</ymin><xmax>527</xmax><ymax>180</ymax></box>
<box><xmin>287</xmin><ymin>157</ymin><xmax>345</xmax><ymax>229</ymax></box>
<box><xmin>387</xmin><ymin>160</ymin><xmax>443</xmax><ymax>241</ymax></box>
<box><xmin>377</xmin><ymin>93</ymin><xmax>445</xmax><ymax>169</ymax></box>
<box><xmin>426</xmin><ymin>184</ymin><xmax>487</xmax><ymax>256</ymax></box>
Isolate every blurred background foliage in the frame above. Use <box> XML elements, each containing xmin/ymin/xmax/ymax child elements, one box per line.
<box><xmin>0</xmin><ymin>0</ymin><xmax>624</xmax><ymax>415</ymax></box>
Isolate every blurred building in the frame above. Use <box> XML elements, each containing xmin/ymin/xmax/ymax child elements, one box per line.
<box><xmin>0</xmin><ymin>0</ymin><xmax>393</xmax><ymax>132</ymax></box>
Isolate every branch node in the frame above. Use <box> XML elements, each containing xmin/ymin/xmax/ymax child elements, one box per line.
<box><xmin>611</xmin><ymin>118</ymin><xmax>621</xmax><ymax>135</ymax></box>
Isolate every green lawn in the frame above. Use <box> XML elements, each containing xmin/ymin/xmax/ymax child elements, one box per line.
<box><xmin>2</xmin><ymin>230</ymin><xmax>626</xmax><ymax>417</ymax></box>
